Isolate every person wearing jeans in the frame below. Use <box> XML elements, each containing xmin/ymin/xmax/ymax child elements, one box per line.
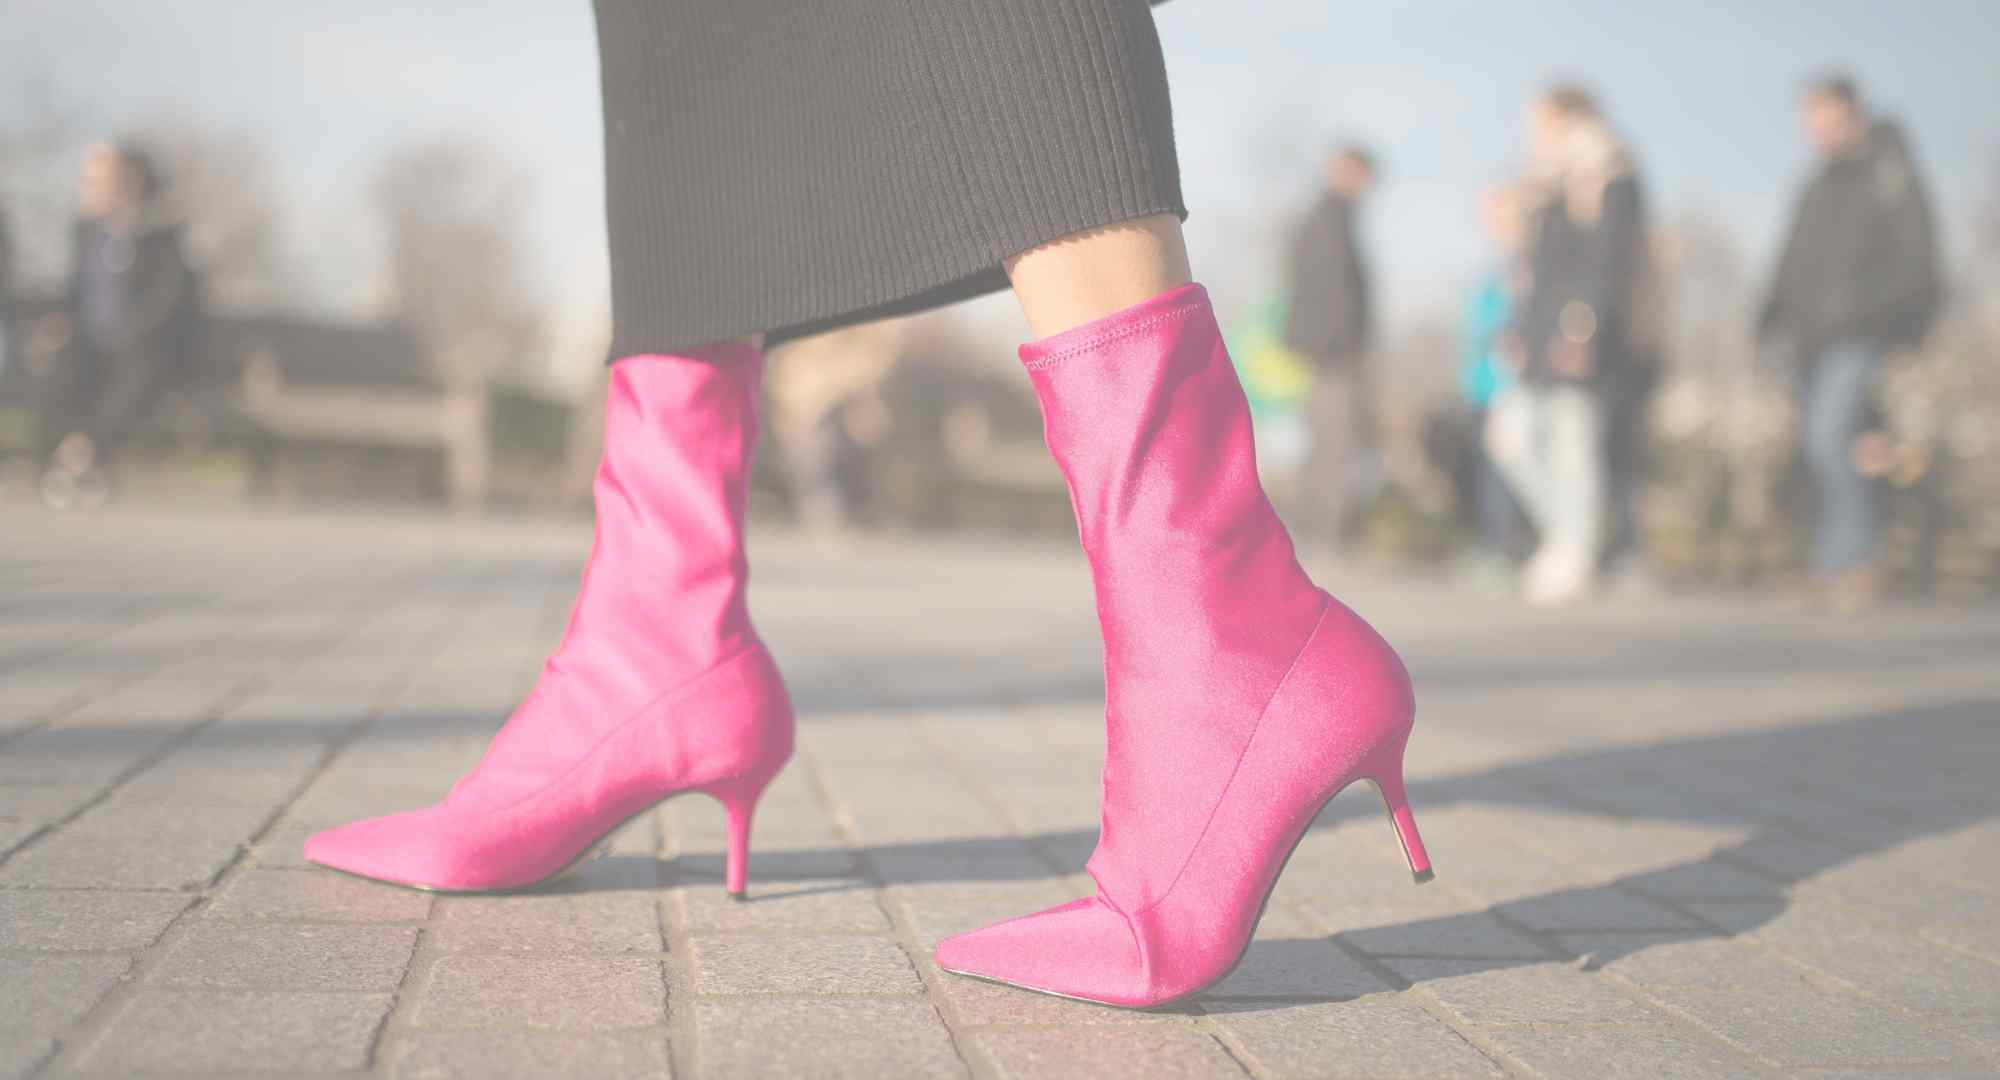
<box><xmin>1485</xmin><ymin>382</ymin><xmax>1604</xmax><ymax>603</ymax></box>
<box><xmin>1799</xmin><ymin>342</ymin><xmax>1883</xmax><ymax>577</ymax></box>
<box><xmin>1760</xmin><ymin>74</ymin><xmax>1940</xmax><ymax>605</ymax></box>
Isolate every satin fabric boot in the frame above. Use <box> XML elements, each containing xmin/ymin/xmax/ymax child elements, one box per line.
<box><xmin>305</xmin><ymin>344</ymin><xmax>793</xmax><ymax>895</ymax></box>
<box><xmin>935</xmin><ymin>285</ymin><xmax>1431</xmax><ymax>1007</ymax></box>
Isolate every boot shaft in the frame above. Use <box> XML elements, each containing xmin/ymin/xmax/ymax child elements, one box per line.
<box><xmin>565</xmin><ymin>345</ymin><xmax>766</xmax><ymax>686</ymax></box>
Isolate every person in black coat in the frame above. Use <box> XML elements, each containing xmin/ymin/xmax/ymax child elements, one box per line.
<box><xmin>1485</xmin><ymin>84</ymin><xmax>1650</xmax><ymax>604</ymax></box>
<box><xmin>1759</xmin><ymin>74</ymin><xmax>1940</xmax><ymax>602</ymax></box>
<box><xmin>1283</xmin><ymin>143</ymin><xmax>1378</xmax><ymax>548</ymax></box>
<box><xmin>39</xmin><ymin>141</ymin><xmax>198</xmax><ymax>506</ymax></box>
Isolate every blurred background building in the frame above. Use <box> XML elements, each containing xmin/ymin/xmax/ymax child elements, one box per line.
<box><xmin>2</xmin><ymin>0</ymin><xmax>1996</xmax><ymax>597</ymax></box>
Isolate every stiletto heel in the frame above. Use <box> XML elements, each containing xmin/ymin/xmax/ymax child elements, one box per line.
<box><xmin>704</xmin><ymin>770</ymin><xmax>775</xmax><ymax>900</ymax></box>
<box><xmin>1365</xmin><ymin>741</ymin><xmax>1434</xmax><ymax>884</ymax></box>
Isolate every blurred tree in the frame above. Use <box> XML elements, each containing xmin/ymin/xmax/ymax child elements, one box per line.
<box><xmin>0</xmin><ymin>76</ymin><xmax>83</xmax><ymax>292</ymax></box>
<box><xmin>371</xmin><ymin>140</ymin><xmax>542</xmax><ymax>386</ymax></box>
<box><xmin>144</xmin><ymin>123</ymin><xmax>291</xmax><ymax>313</ymax></box>
<box><xmin>1660</xmin><ymin>207</ymin><xmax>1754</xmax><ymax>385</ymax></box>
<box><xmin>1985</xmin><ymin>150</ymin><xmax>2000</xmax><ymax>255</ymax></box>
<box><xmin>1</xmin><ymin>81</ymin><xmax>293</xmax><ymax>315</ymax></box>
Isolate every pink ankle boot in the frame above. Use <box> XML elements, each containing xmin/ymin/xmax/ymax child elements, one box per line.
<box><xmin>305</xmin><ymin>345</ymin><xmax>793</xmax><ymax>895</ymax></box>
<box><xmin>934</xmin><ymin>285</ymin><xmax>1432</xmax><ymax>1007</ymax></box>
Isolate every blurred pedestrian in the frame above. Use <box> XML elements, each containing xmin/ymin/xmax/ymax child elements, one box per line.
<box><xmin>1487</xmin><ymin>84</ymin><xmax>1649</xmax><ymax>605</ymax></box>
<box><xmin>304</xmin><ymin>0</ymin><xmax>1435</xmax><ymax>1011</ymax></box>
<box><xmin>1758</xmin><ymin>73</ymin><xmax>1940</xmax><ymax>609</ymax></box>
<box><xmin>1283</xmin><ymin>142</ymin><xmax>1378</xmax><ymax>551</ymax></box>
<box><xmin>0</xmin><ymin>202</ymin><xmax>15</xmax><ymax>379</ymax></box>
<box><xmin>1600</xmin><ymin>225</ymin><xmax>1668</xmax><ymax>592</ymax></box>
<box><xmin>39</xmin><ymin>141</ymin><xmax>197</xmax><ymax>508</ymax></box>
<box><xmin>767</xmin><ymin>321</ymin><xmax>898</xmax><ymax>536</ymax></box>
<box><xmin>1458</xmin><ymin>185</ymin><xmax>1531</xmax><ymax>580</ymax></box>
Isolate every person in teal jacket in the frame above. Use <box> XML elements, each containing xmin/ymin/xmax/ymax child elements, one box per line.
<box><xmin>1460</xmin><ymin>187</ymin><xmax>1529</xmax><ymax>565</ymax></box>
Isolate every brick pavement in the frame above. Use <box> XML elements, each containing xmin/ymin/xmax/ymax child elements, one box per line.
<box><xmin>3</xmin><ymin>507</ymin><xmax>1997</xmax><ymax>1078</ymax></box>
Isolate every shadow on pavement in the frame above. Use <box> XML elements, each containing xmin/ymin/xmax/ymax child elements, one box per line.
<box><xmin>649</xmin><ymin>695</ymin><xmax>1998</xmax><ymax>1009</ymax></box>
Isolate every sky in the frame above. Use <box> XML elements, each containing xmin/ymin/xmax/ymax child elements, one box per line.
<box><xmin>5</xmin><ymin>1</ymin><xmax>1997</xmax><ymax>388</ymax></box>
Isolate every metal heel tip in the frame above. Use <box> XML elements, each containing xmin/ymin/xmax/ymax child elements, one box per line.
<box><xmin>1411</xmin><ymin>867</ymin><xmax>1435</xmax><ymax>885</ymax></box>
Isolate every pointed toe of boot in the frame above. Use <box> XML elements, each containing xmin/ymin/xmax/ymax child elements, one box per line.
<box><xmin>935</xmin><ymin>896</ymin><xmax>1160</xmax><ymax>1007</ymax></box>
<box><xmin>302</xmin><ymin>816</ymin><xmax>398</xmax><ymax>881</ymax></box>
<box><xmin>303</xmin><ymin>809</ymin><xmax>471</xmax><ymax>892</ymax></box>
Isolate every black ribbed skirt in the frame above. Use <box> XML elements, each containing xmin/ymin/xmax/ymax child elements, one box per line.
<box><xmin>592</xmin><ymin>0</ymin><xmax>1184</xmax><ymax>355</ymax></box>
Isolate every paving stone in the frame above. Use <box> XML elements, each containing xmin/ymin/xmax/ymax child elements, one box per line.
<box><xmin>0</xmin><ymin>727</ymin><xmax>169</xmax><ymax>787</ymax></box>
<box><xmin>1205</xmin><ymin>909</ymin><xmax>1393</xmax><ymax>1000</ymax></box>
<box><xmin>689</xmin><ymin>935</ymin><xmax>925</xmax><ymax>996</ymax></box>
<box><xmin>674</xmin><ymin>877</ymin><xmax>890</xmax><ymax>934</ymax></box>
<box><xmin>0</xmin><ymin>819</ymin><xmax>39</xmax><ymax>858</ymax></box>
<box><xmin>105</xmin><ymin>763</ymin><xmax>312</xmax><ymax>808</ymax></box>
<box><xmin>243</xmin><ymin>822</ymin><xmax>322</xmax><ymax>869</ymax></box>
<box><xmin>0</xmin><ymin>1033</ymin><xmax>56</xmax><ymax>1080</ymax></box>
<box><xmin>152</xmin><ymin>921</ymin><xmax>418</xmax><ymax>991</ymax></box>
<box><xmin>887</xmin><ymin>880</ymin><xmax>1080</xmax><ymax>948</ymax></box>
<box><xmin>0</xmin><ymin>828</ymin><xmax>242</xmax><ymax>890</ymax></box>
<box><xmin>79</xmin><ymin>989</ymin><xmax>392</xmax><ymax>1074</ymax></box>
<box><xmin>972</xmin><ymin>1027</ymin><xmax>1247</xmax><ymax>1080</ymax></box>
<box><xmin>1936</xmin><ymin>1017</ymin><xmax>2000</xmax><ymax>1065</ymax></box>
<box><xmin>1477</xmin><ymin>1023</ymin><xmax>1774</xmax><ymax>1079</ymax></box>
<box><xmin>0</xmin><ymin>784</ymin><xmax>104</xmax><ymax>826</ymax></box>
<box><xmin>927</xmin><ymin>965</ymin><xmax>1202</xmax><ymax>1027</ymax></box>
<box><xmin>697</xmin><ymin>998</ymin><xmax>964</xmax><ymax>1078</ymax></box>
<box><xmin>1928</xmin><ymin>920</ymin><xmax>2000</xmax><ymax>972</ymax></box>
<box><xmin>206</xmin><ymin>868</ymin><xmax>434</xmax><ymax>922</ymax></box>
<box><xmin>1276</xmin><ymin>848</ymin><xmax>1491</xmax><ymax>916</ymax></box>
<box><xmin>432</xmin><ymin>888</ymin><xmax>663</xmax><ymax>953</ymax></box>
<box><xmin>0</xmin><ymin>667</ymin><xmax>93</xmax><ymax>732</ymax></box>
<box><xmin>1653</xmin><ymin>986</ymin><xmax>1984</xmax><ymax>1068</ymax></box>
<box><xmin>0</xmin><ymin>890</ymin><xmax>191</xmax><ymax>951</ymax></box>
<box><xmin>1207</xmin><ymin>997</ymin><xmax>1504</xmax><ymax>1078</ymax></box>
<box><xmin>1493</xmin><ymin>884</ymin><xmax>1702</xmax><ymax>933</ymax></box>
<box><xmin>1329</xmin><ymin>906</ymin><xmax>1555</xmax><ymax>960</ymax></box>
<box><xmin>1385</xmin><ymin>959</ymin><xmax>1660</xmax><ymax>1025</ymax></box>
<box><xmin>1741</xmin><ymin>900</ymin><xmax>2000</xmax><ymax>1016</ymax></box>
<box><xmin>1808</xmin><ymin>1064</ymin><xmax>2000</xmax><ymax>1072</ymax></box>
<box><xmin>179</xmin><ymin>713</ymin><xmax>348</xmax><ymax>758</ymax></box>
<box><xmin>286</xmin><ymin>781</ymin><xmax>453</xmax><ymax>822</ymax></box>
<box><xmin>1714</xmin><ymin>830</ymin><xmax>1860</xmax><ymax>885</ymax></box>
<box><xmin>1676</xmin><ymin>897</ymin><xmax>1790</xmax><ymax>936</ymax></box>
<box><xmin>416</xmin><ymin>954</ymin><xmax>666</xmax><ymax>1030</ymax></box>
<box><xmin>388</xmin><ymin>1030</ymin><xmax>673</xmax><ymax>1079</ymax></box>
<box><xmin>1547</xmin><ymin>933</ymin><xmax>1823</xmax><ymax>994</ymax></box>
<box><xmin>1620</xmin><ymin>858</ymin><xmax>1787</xmax><ymax>899</ymax></box>
<box><xmin>0</xmin><ymin>954</ymin><xmax>134</xmax><ymax>1037</ymax></box>
<box><xmin>666</xmin><ymin>772</ymin><xmax>834</xmax><ymax>845</ymax></box>
<box><xmin>864</xmin><ymin>835</ymin><xmax>1058</xmax><ymax>887</ymax></box>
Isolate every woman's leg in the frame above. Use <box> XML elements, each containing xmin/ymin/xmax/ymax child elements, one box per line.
<box><xmin>1004</xmin><ymin>213</ymin><xmax>1191</xmax><ymax>336</ymax></box>
<box><xmin>936</xmin><ymin>217</ymin><xmax>1430</xmax><ymax>1007</ymax></box>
